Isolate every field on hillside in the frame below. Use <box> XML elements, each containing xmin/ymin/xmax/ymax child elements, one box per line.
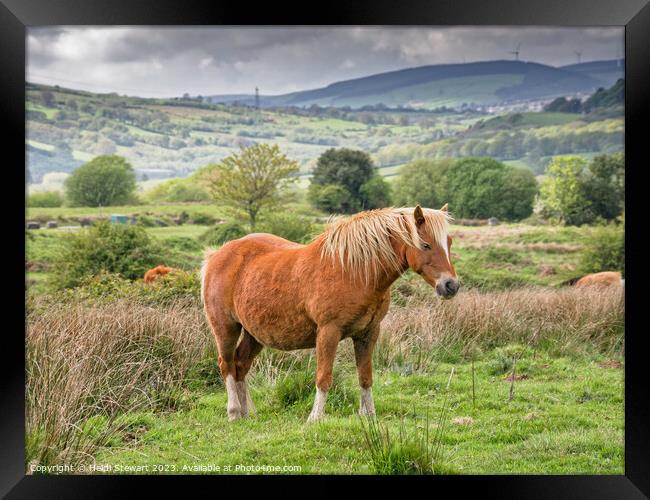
<box><xmin>25</xmin><ymin>201</ymin><xmax>624</xmax><ymax>475</ymax></box>
<box><xmin>26</xmin><ymin>82</ymin><xmax>623</xmax><ymax>190</ymax></box>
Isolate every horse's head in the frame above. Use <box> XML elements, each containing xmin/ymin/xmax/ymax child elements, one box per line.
<box><xmin>404</xmin><ymin>204</ymin><xmax>459</xmax><ymax>299</ymax></box>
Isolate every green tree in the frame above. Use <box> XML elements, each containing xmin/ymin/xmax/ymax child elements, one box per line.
<box><xmin>582</xmin><ymin>153</ymin><xmax>625</xmax><ymax>221</ymax></box>
<box><xmin>502</xmin><ymin>167</ymin><xmax>539</xmax><ymax>220</ymax></box>
<box><xmin>392</xmin><ymin>159</ymin><xmax>453</xmax><ymax>208</ymax></box>
<box><xmin>206</xmin><ymin>143</ymin><xmax>299</xmax><ymax>230</ymax></box>
<box><xmin>539</xmin><ymin>155</ymin><xmax>624</xmax><ymax>225</ymax></box>
<box><xmin>360</xmin><ymin>176</ymin><xmax>392</xmax><ymax>209</ymax></box>
<box><xmin>579</xmin><ymin>222</ymin><xmax>625</xmax><ymax>276</ymax></box>
<box><xmin>307</xmin><ymin>184</ymin><xmax>352</xmax><ymax>213</ymax></box>
<box><xmin>446</xmin><ymin>157</ymin><xmax>537</xmax><ymax>221</ymax></box>
<box><xmin>539</xmin><ymin>157</ymin><xmax>590</xmax><ymax>224</ymax></box>
<box><xmin>310</xmin><ymin>148</ymin><xmax>375</xmax><ymax>212</ymax></box>
<box><xmin>64</xmin><ymin>155</ymin><xmax>136</xmax><ymax>207</ymax></box>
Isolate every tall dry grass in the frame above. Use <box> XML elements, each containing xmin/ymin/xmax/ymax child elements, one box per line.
<box><xmin>26</xmin><ymin>297</ymin><xmax>213</xmax><ymax>468</ymax></box>
<box><xmin>378</xmin><ymin>286</ymin><xmax>625</xmax><ymax>366</ymax></box>
<box><xmin>25</xmin><ymin>286</ymin><xmax>624</xmax><ymax>468</ymax></box>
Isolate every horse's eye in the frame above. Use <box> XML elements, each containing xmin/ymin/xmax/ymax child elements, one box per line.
<box><xmin>422</xmin><ymin>243</ymin><xmax>432</xmax><ymax>250</ymax></box>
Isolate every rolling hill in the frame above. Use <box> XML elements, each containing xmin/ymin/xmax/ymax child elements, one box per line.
<box><xmin>559</xmin><ymin>59</ymin><xmax>624</xmax><ymax>89</ymax></box>
<box><xmin>209</xmin><ymin>60</ymin><xmax>621</xmax><ymax>109</ymax></box>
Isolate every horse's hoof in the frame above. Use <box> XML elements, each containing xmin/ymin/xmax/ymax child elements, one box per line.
<box><xmin>228</xmin><ymin>407</ymin><xmax>242</xmax><ymax>421</ymax></box>
<box><xmin>307</xmin><ymin>413</ymin><xmax>323</xmax><ymax>423</ymax></box>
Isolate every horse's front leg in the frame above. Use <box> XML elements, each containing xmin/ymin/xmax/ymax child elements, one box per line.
<box><xmin>353</xmin><ymin>326</ymin><xmax>380</xmax><ymax>417</ymax></box>
<box><xmin>307</xmin><ymin>324</ymin><xmax>342</xmax><ymax>423</ymax></box>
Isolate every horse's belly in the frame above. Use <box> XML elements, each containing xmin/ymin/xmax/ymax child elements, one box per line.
<box><xmin>234</xmin><ymin>287</ymin><xmax>317</xmax><ymax>350</ymax></box>
<box><xmin>241</xmin><ymin>314</ymin><xmax>317</xmax><ymax>350</ymax></box>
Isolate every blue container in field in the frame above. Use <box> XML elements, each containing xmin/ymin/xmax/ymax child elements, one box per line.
<box><xmin>111</xmin><ymin>214</ymin><xmax>129</xmax><ymax>224</ymax></box>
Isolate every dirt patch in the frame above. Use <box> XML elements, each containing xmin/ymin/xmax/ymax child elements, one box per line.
<box><xmin>26</xmin><ymin>261</ymin><xmax>50</xmax><ymax>272</ymax></box>
<box><xmin>538</xmin><ymin>265</ymin><xmax>556</xmax><ymax>277</ymax></box>
<box><xmin>598</xmin><ymin>360</ymin><xmax>623</xmax><ymax>369</ymax></box>
<box><xmin>452</xmin><ymin>416</ymin><xmax>474</xmax><ymax>426</ymax></box>
<box><xmin>503</xmin><ymin>373</ymin><xmax>530</xmax><ymax>381</ymax></box>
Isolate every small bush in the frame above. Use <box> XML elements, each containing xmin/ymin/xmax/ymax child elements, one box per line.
<box><xmin>190</xmin><ymin>213</ymin><xmax>218</xmax><ymax>225</ymax></box>
<box><xmin>488</xmin><ymin>349</ymin><xmax>514</xmax><ymax>375</ymax></box>
<box><xmin>60</xmin><ymin>270</ymin><xmax>201</xmax><ymax>306</ymax></box>
<box><xmin>257</xmin><ymin>213</ymin><xmax>316</xmax><ymax>243</ymax></box>
<box><xmin>135</xmin><ymin>215</ymin><xmax>156</xmax><ymax>227</ymax></box>
<box><xmin>51</xmin><ymin>221</ymin><xmax>162</xmax><ymax>289</ymax></box>
<box><xmin>198</xmin><ymin>222</ymin><xmax>249</xmax><ymax>246</ymax></box>
<box><xmin>360</xmin><ymin>405</ymin><xmax>453</xmax><ymax>475</ymax></box>
<box><xmin>275</xmin><ymin>369</ymin><xmax>314</xmax><ymax>407</ymax></box>
<box><xmin>579</xmin><ymin>224</ymin><xmax>624</xmax><ymax>277</ymax></box>
<box><xmin>27</xmin><ymin>191</ymin><xmax>64</xmax><ymax>208</ymax></box>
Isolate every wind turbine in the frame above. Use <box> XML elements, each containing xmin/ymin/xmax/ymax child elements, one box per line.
<box><xmin>509</xmin><ymin>43</ymin><xmax>521</xmax><ymax>61</ymax></box>
<box><xmin>574</xmin><ymin>50</ymin><xmax>583</xmax><ymax>64</ymax></box>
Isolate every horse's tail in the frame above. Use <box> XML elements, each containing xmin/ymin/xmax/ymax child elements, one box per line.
<box><xmin>559</xmin><ymin>276</ymin><xmax>582</xmax><ymax>287</ymax></box>
<box><xmin>200</xmin><ymin>248</ymin><xmax>217</xmax><ymax>305</ymax></box>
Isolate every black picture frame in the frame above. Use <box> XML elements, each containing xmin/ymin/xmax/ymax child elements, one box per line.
<box><xmin>3</xmin><ymin>0</ymin><xmax>648</xmax><ymax>497</ymax></box>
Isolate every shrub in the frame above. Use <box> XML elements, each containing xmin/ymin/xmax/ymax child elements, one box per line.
<box><xmin>257</xmin><ymin>213</ymin><xmax>316</xmax><ymax>243</ymax></box>
<box><xmin>579</xmin><ymin>223</ymin><xmax>625</xmax><ymax>277</ymax></box>
<box><xmin>190</xmin><ymin>212</ymin><xmax>217</xmax><ymax>225</ymax></box>
<box><xmin>51</xmin><ymin>221</ymin><xmax>162</xmax><ymax>289</ymax></box>
<box><xmin>27</xmin><ymin>191</ymin><xmax>64</xmax><ymax>208</ymax></box>
<box><xmin>198</xmin><ymin>222</ymin><xmax>249</xmax><ymax>247</ymax></box>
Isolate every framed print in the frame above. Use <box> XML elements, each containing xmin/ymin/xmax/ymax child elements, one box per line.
<box><xmin>2</xmin><ymin>0</ymin><xmax>649</xmax><ymax>496</ymax></box>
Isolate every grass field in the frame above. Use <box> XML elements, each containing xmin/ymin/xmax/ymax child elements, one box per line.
<box><xmin>92</xmin><ymin>353</ymin><xmax>623</xmax><ymax>474</ymax></box>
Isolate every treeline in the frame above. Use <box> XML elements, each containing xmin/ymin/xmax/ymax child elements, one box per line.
<box><xmin>374</xmin><ymin>129</ymin><xmax>623</xmax><ymax>174</ymax></box>
<box><xmin>302</xmin><ymin>147</ymin><xmax>623</xmax><ymax>225</ymax></box>
<box><xmin>544</xmin><ymin>79</ymin><xmax>624</xmax><ymax>113</ymax></box>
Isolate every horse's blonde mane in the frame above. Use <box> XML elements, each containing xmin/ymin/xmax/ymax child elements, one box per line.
<box><xmin>318</xmin><ymin>207</ymin><xmax>451</xmax><ymax>284</ymax></box>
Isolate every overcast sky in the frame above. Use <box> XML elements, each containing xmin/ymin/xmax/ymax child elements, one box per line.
<box><xmin>27</xmin><ymin>26</ymin><xmax>623</xmax><ymax>98</ymax></box>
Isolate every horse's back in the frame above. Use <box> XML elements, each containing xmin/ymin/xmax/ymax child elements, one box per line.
<box><xmin>201</xmin><ymin>233</ymin><xmax>305</xmax><ymax>302</ymax></box>
<box><xmin>238</xmin><ymin>232</ymin><xmax>304</xmax><ymax>252</ymax></box>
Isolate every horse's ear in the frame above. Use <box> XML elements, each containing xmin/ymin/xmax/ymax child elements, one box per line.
<box><xmin>440</xmin><ymin>203</ymin><xmax>448</xmax><ymax>213</ymax></box>
<box><xmin>414</xmin><ymin>205</ymin><xmax>425</xmax><ymax>227</ymax></box>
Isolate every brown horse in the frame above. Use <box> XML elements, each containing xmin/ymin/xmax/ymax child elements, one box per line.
<box><xmin>201</xmin><ymin>205</ymin><xmax>459</xmax><ymax>422</ymax></box>
<box><xmin>575</xmin><ymin>271</ymin><xmax>623</xmax><ymax>288</ymax></box>
<box><xmin>143</xmin><ymin>265</ymin><xmax>177</xmax><ymax>284</ymax></box>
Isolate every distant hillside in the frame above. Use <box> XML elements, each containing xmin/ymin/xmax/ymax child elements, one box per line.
<box><xmin>25</xmin><ymin>81</ymin><xmax>623</xmax><ymax>189</ymax></box>
<box><xmin>559</xmin><ymin>59</ymin><xmax>624</xmax><ymax>88</ymax></box>
<box><xmin>209</xmin><ymin>60</ymin><xmax>613</xmax><ymax>109</ymax></box>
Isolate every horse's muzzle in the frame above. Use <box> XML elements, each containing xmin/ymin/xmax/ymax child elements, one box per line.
<box><xmin>436</xmin><ymin>278</ymin><xmax>460</xmax><ymax>299</ymax></box>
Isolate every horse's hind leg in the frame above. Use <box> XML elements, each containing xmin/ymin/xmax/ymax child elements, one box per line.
<box><xmin>207</xmin><ymin>312</ymin><xmax>243</xmax><ymax>421</ymax></box>
<box><xmin>235</xmin><ymin>330</ymin><xmax>263</xmax><ymax>417</ymax></box>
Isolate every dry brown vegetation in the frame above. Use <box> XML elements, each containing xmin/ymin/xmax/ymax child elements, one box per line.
<box><xmin>25</xmin><ymin>286</ymin><xmax>624</xmax><ymax>469</ymax></box>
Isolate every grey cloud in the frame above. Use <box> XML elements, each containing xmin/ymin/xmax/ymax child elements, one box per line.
<box><xmin>27</xmin><ymin>26</ymin><xmax>623</xmax><ymax>97</ymax></box>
